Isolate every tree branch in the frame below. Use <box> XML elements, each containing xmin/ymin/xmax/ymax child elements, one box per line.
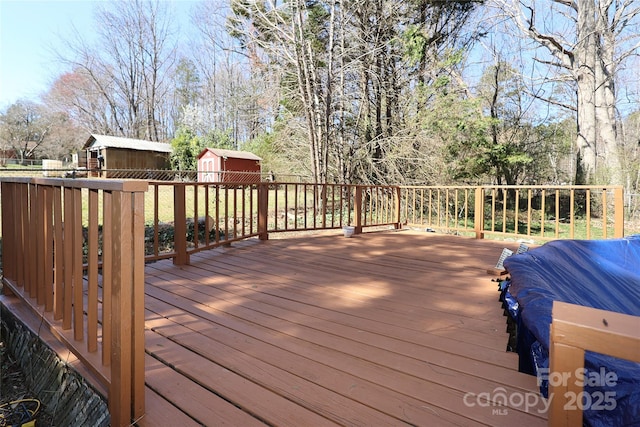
<box><xmin>524</xmin><ymin>4</ymin><xmax>574</xmax><ymax>66</ymax></box>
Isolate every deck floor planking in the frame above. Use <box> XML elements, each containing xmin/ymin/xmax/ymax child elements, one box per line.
<box><xmin>2</xmin><ymin>229</ymin><xmax>548</xmax><ymax>426</ymax></box>
<box><xmin>138</xmin><ymin>231</ymin><xmax>547</xmax><ymax>426</ymax></box>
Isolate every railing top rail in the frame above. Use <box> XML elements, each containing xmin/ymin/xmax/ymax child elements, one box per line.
<box><xmin>400</xmin><ymin>184</ymin><xmax>624</xmax><ymax>190</ymax></box>
<box><xmin>400</xmin><ymin>185</ymin><xmax>479</xmax><ymax>190</ymax></box>
<box><xmin>148</xmin><ymin>181</ymin><xmax>402</xmax><ymax>189</ymax></box>
<box><xmin>149</xmin><ymin>180</ymin><xmax>262</xmax><ymax>186</ymax></box>
<box><xmin>0</xmin><ymin>176</ymin><xmax>149</xmax><ymax>192</ymax></box>
<box><xmin>255</xmin><ymin>182</ymin><xmax>400</xmax><ymax>188</ymax></box>
<box><xmin>552</xmin><ymin>301</ymin><xmax>640</xmax><ymax>355</ymax></box>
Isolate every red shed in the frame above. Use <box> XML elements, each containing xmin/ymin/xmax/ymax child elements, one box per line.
<box><xmin>197</xmin><ymin>148</ymin><xmax>262</xmax><ymax>183</ymax></box>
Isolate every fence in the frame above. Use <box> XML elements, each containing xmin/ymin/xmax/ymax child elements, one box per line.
<box><xmin>0</xmin><ymin>158</ymin><xmax>42</xmax><ymax>167</ymax></box>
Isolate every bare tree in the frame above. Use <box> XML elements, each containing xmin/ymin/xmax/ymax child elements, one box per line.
<box><xmin>491</xmin><ymin>0</ymin><xmax>640</xmax><ymax>184</ymax></box>
<box><xmin>46</xmin><ymin>70</ymin><xmax>115</xmax><ymax>135</ymax></box>
<box><xmin>0</xmin><ymin>100</ymin><xmax>84</xmax><ymax>163</ymax></box>
<box><xmin>0</xmin><ymin>101</ymin><xmax>51</xmax><ymax>163</ymax></box>
<box><xmin>222</xmin><ymin>0</ymin><xmax>486</xmax><ymax>185</ymax></box>
<box><xmin>53</xmin><ymin>0</ymin><xmax>177</xmax><ymax>140</ymax></box>
<box><xmin>191</xmin><ymin>0</ymin><xmax>277</xmax><ymax>148</ymax></box>
<box><xmin>227</xmin><ymin>0</ymin><xmax>331</xmax><ymax>182</ymax></box>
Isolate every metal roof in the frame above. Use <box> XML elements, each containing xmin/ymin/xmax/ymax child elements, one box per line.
<box><xmin>83</xmin><ymin>134</ymin><xmax>173</xmax><ymax>153</ymax></box>
<box><xmin>198</xmin><ymin>147</ymin><xmax>262</xmax><ymax>161</ymax></box>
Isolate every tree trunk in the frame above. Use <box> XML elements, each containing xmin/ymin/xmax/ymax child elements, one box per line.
<box><xmin>575</xmin><ymin>0</ymin><xmax>621</xmax><ymax>184</ymax></box>
<box><xmin>575</xmin><ymin>0</ymin><xmax>599</xmax><ymax>183</ymax></box>
<box><xmin>503</xmin><ymin>0</ymin><xmax>635</xmax><ymax>185</ymax></box>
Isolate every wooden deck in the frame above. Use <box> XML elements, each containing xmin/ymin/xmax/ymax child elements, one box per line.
<box><xmin>1</xmin><ymin>229</ymin><xmax>549</xmax><ymax>425</ymax></box>
<box><xmin>137</xmin><ymin>230</ymin><xmax>547</xmax><ymax>426</ymax></box>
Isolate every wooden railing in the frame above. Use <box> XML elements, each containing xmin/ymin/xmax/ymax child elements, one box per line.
<box><xmin>146</xmin><ymin>182</ymin><xmax>402</xmax><ymax>265</ymax></box>
<box><xmin>0</xmin><ymin>179</ymin><xmax>630</xmax><ymax>426</ymax></box>
<box><xmin>0</xmin><ymin>177</ymin><xmax>147</xmax><ymax>427</ymax></box>
<box><xmin>401</xmin><ymin>185</ymin><xmax>625</xmax><ymax>240</ymax></box>
<box><xmin>548</xmin><ymin>301</ymin><xmax>640</xmax><ymax>426</ymax></box>
<box><xmin>145</xmin><ymin>181</ymin><xmax>267</xmax><ymax>264</ymax></box>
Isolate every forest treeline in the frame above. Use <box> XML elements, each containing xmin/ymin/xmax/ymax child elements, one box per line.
<box><xmin>1</xmin><ymin>0</ymin><xmax>639</xmax><ymax>190</ymax></box>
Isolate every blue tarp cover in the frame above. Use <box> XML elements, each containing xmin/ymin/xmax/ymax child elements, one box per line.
<box><xmin>503</xmin><ymin>236</ymin><xmax>640</xmax><ymax>427</ymax></box>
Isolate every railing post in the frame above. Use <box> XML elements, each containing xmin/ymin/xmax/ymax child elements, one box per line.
<box><xmin>394</xmin><ymin>187</ymin><xmax>402</xmax><ymax>230</ymax></box>
<box><xmin>108</xmin><ymin>186</ymin><xmax>147</xmax><ymax>426</ymax></box>
<box><xmin>354</xmin><ymin>186</ymin><xmax>363</xmax><ymax>234</ymax></box>
<box><xmin>613</xmin><ymin>186</ymin><xmax>624</xmax><ymax>238</ymax></box>
<box><xmin>548</xmin><ymin>330</ymin><xmax>585</xmax><ymax>426</ymax></box>
<box><xmin>258</xmin><ymin>182</ymin><xmax>269</xmax><ymax>240</ymax></box>
<box><xmin>109</xmin><ymin>190</ymin><xmax>133</xmax><ymax>427</ymax></box>
<box><xmin>474</xmin><ymin>187</ymin><xmax>485</xmax><ymax>239</ymax></box>
<box><xmin>173</xmin><ymin>183</ymin><xmax>189</xmax><ymax>265</ymax></box>
<box><xmin>131</xmin><ymin>191</ymin><xmax>146</xmax><ymax>420</ymax></box>
<box><xmin>548</xmin><ymin>301</ymin><xmax>640</xmax><ymax>427</ymax></box>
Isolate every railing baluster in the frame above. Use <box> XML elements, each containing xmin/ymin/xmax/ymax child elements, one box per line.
<box><xmin>36</xmin><ymin>185</ymin><xmax>45</xmax><ymax>305</ymax></box>
<box><xmin>193</xmin><ymin>183</ymin><xmax>200</xmax><ymax>249</ymax></box>
<box><xmin>555</xmin><ymin>190</ymin><xmax>560</xmax><ymax>238</ymax></box>
<box><xmin>502</xmin><ymin>189</ymin><xmax>507</xmax><ymax>234</ymax></box>
<box><xmin>27</xmin><ymin>184</ymin><xmax>37</xmax><ymax>297</ymax></box>
<box><xmin>173</xmin><ymin>184</ymin><xmax>188</xmax><ymax>265</ymax></box>
<box><xmin>72</xmin><ymin>188</ymin><xmax>83</xmax><ymax>342</ymax></box>
<box><xmin>474</xmin><ymin>188</ymin><xmax>484</xmax><ymax>239</ymax></box>
<box><xmin>527</xmin><ymin>189</ymin><xmax>532</xmax><ymax>237</ymax></box>
<box><xmin>602</xmin><ymin>189</ymin><xmax>608</xmax><ymax>239</ymax></box>
<box><xmin>1</xmin><ymin>183</ymin><xmax>16</xmax><ymax>293</ymax></box>
<box><xmin>215</xmin><ymin>185</ymin><xmax>220</xmax><ymax>243</ymax></box>
<box><xmin>279</xmin><ymin>183</ymin><xmax>285</xmax><ymax>230</ymax></box>
<box><xmin>43</xmin><ymin>186</ymin><xmax>54</xmax><ymax>312</ymax></box>
<box><xmin>570</xmin><ymin>189</ymin><xmax>575</xmax><ymax>238</ymax></box>
<box><xmin>540</xmin><ymin>189</ymin><xmax>547</xmax><ymax>237</ymax></box>
<box><xmin>102</xmin><ymin>190</ymin><xmax>112</xmax><ymax>366</ymax></box>
<box><xmin>62</xmin><ymin>187</ymin><xmax>73</xmax><ymax>330</ymax></box>
<box><xmin>224</xmin><ymin>186</ymin><xmax>230</xmax><ymax>239</ymax></box>
<box><xmin>242</xmin><ymin>185</ymin><xmax>247</xmax><ymax>236</ymax></box>
<box><xmin>586</xmin><ymin>189</ymin><xmax>591</xmax><ymax>239</ymax></box>
<box><xmin>53</xmin><ymin>186</ymin><xmax>63</xmax><ymax>318</ymax></box>
<box><xmin>514</xmin><ymin>189</ymin><xmax>520</xmax><ymax>237</ymax></box>
<box><xmin>204</xmin><ymin>185</ymin><xmax>211</xmax><ymax>246</ymax></box>
<box><xmin>464</xmin><ymin>189</ymin><xmax>469</xmax><ymax>229</ymax></box>
<box><xmin>491</xmin><ymin>188</ymin><xmax>496</xmax><ymax>232</ymax></box>
<box><xmin>88</xmin><ymin>188</ymin><xmax>99</xmax><ymax>352</ymax></box>
<box><xmin>428</xmin><ymin>189</ymin><xmax>432</xmax><ymax>227</ymax></box>
<box><xmin>153</xmin><ymin>184</ymin><xmax>160</xmax><ymax>257</ymax></box>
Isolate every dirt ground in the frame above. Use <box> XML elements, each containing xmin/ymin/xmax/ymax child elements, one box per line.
<box><xmin>0</xmin><ymin>341</ymin><xmax>53</xmax><ymax>426</ymax></box>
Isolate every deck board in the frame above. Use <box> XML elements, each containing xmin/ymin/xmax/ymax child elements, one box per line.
<box><xmin>138</xmin><ymin>231</ymin><xmax>547</xmax><ymax>426</ymax></box>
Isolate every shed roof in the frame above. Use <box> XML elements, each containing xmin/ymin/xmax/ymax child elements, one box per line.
<box><xmin>83</xmin><ymin>134</ymin><xmax>173</xmax><ymax>154</ymax></box>
<box><xmin>198</xmin><ymin>147</ymin><xmax>262</xmax><ymax>161</ymax></box>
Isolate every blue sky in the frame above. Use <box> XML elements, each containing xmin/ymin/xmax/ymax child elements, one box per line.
<box><xmin>0</xmin><ymin>0</ymin><xmax>197</xmax><ymax>110</ymax></box>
